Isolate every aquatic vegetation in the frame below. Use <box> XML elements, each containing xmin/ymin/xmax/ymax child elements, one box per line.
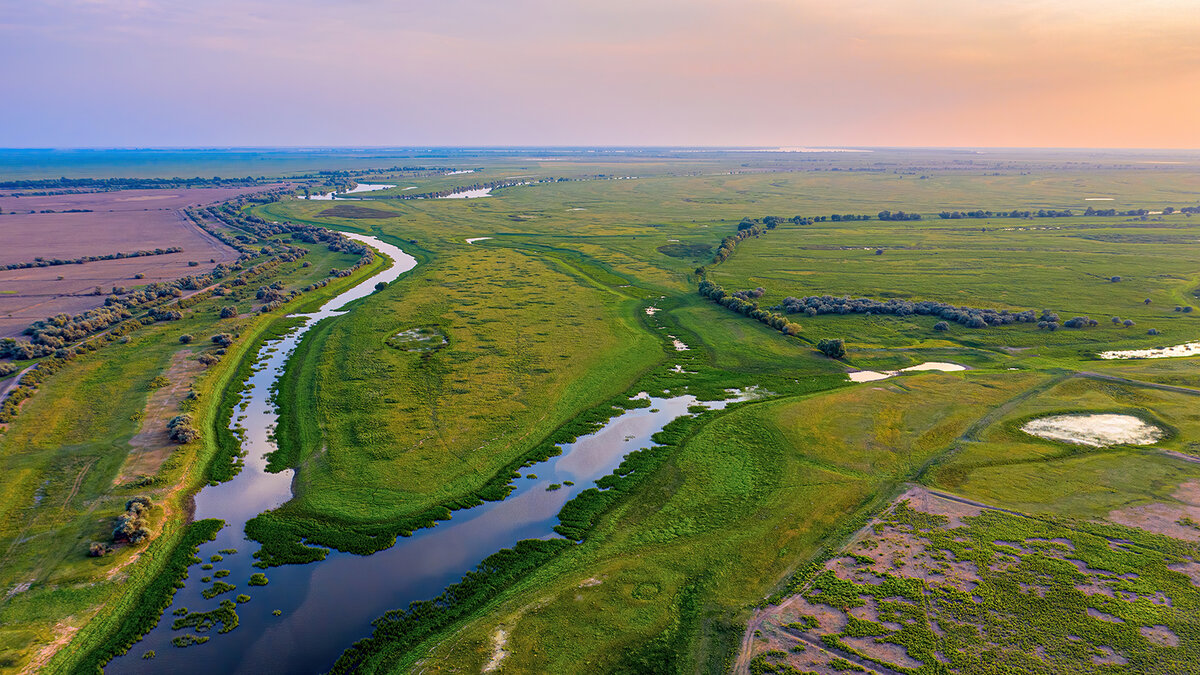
<box><xmin>172</xmin><ymin>599</ymin><xmax>239</xmax><ymax>634</ymax></box>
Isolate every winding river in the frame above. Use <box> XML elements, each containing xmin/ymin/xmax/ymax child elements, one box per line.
<box><xmin>110</xmin><ymin>235</ymin><xmax>730</xmax><ymax>673</ymax></box>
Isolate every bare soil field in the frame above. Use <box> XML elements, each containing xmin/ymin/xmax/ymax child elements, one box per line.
<box><xmin>115</xmin><ymin>349</ymin><xmax>203</xmax><ymax>485</ymax></box>
<box><xmin>0</xmin><ymin>186</ymin><xmax>281</xmax><ymax>337</ymax></box>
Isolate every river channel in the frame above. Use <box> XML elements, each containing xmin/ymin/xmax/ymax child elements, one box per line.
<box><xmin>110</xmin><ymin>234</ymin><xmax>734</xmax><ymax>673</ymax></box>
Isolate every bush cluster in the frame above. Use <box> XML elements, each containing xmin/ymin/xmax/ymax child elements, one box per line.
<box><xmin>698</xmin><ymin>281</ymin><xmax>802</xmax><ymax>336</ymax></box>
<box><xmin>113</xmin><ymin>496</ymin><xmax>153</xmax><ymax>544</ymax></box>
<box><xmin>777</xmin><ymin>295</ymin><xmax>1036</xmax><ymax>329</ymax></box>
<box><xmin>167</xmin><ymin>414</ymin><xmax>199</xmax><ymax>444</ymax></box>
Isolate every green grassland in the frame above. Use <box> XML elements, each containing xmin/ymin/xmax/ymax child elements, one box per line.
<box><xmin>240</xmin><ymin>158</ymin><xmax>1200</xmax><ymax>672</ymax></box>
<box><xmin>930</xmin><ymin>376</ymin><xmax>1200</xmax><ymax>518</ymax></box>
<box><xmin>0</xmin><ymin>237</ymin><xmax>375</xmax><ymax>672</ymax></box>
<box><xmin>752</xmin><ymin>498</ymin><xmax>1200</xmax><ymax>674</ymax></box>
<box><xmin>410</xmin><ymin>371</ymin><xmax>1043</xmax><ymax>673</ymax></box>
<box><xmin>270</xmin><ymin>243</ymin><xmax>660</xmax><ymax>526</ymax></box>
<box><xmin>7</xmin><ymin>151</ymin><xmax>1200</xmax><ymax>672</ymax></box>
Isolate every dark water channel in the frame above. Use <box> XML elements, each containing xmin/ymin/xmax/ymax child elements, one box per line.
<box><xmin>110</xmin><ymin>235</ymin><xmax>736</xmax><ymax>673</ymax></box>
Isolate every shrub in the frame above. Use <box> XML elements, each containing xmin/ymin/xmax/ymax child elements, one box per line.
<box><xmin>219</xmin><ymin>306</ymin><xmax>237</xmax><ymax>319</ymax></box>
<box><xmin>179</xmin><ymin>333</ymin><xmax>193</xmax><ymax>344</ymax></box>
<box><xmin>375</xmin><ymin>281</ymin><xmax>389</xmax><ymax>291</ymax></box>
<box><xmin>933</xmin><ymin>321</ymin><xmax>950</xmax><ymax>331</ymax></box>
<box><xmin>1148</xmin><ymin>328</ymin><xmax>1160</xmax><ymax>335</ymax></box>
<box><xmin>211</xmin><ymin>333</ymin><xmax>234</xmax><ymax>347</ymax></box>
<box><xmin>198</xmin><ymin>354</ymin><xmax>219</xmax><ymax>366</ymax></box>
<box><xmin>248</xmin><ymin>573</ymin><xmax>269</xmax><ymax>586</ymax></box>
<box><xmin>89</xmin><ymin>542</ymin><xmax>112</xmax><ymax>557</ymax></box>
<box><xmin>1110</xmin><ymin>276</ymin><xmax>1121</xmax><ymax>282</ymax></box>
<box><xmin>817</xmin><ymin>338</ymin><xmax>846</xmax><ymax>359</ymax></box>
<box><xmin>1186</xmin><ymin>306</ymin><xmax>1195</xmax><ymax>314</ymax></box>
<box><xmin>167</xmin><ymin>414</ymin><xmax>199</xmax><ymax>443</ymax></box>
<box><xmin>1123</xmin><ymin>319</ymin><xmax>1135</xmax><ymax>327</ymax></box>
<box><xmin>1111</xmin><ymin>316</ymin><xmax>1121</xmax><ymax>324</ymax></box>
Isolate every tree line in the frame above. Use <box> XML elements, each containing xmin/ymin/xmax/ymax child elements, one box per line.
<box><xmin>939</xmin><ymin>209</ymin><xmax>1074</xmax><ymax>219</ymax></box>
<box><xmin>698</xmin><ymin>280</ymin><xmax>803</xmax><ymax>337</ymax></box>
<box><xmin>1</xmin><ymin>247</ymin><xmax>183</xmax><ymax>271</ymax></box>
<box><xmin>776</xmin><ymin>295</ymin><xmax>1038</xmax><ymax>328</ymax></box>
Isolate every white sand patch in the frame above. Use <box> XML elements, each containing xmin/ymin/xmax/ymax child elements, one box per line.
<box><xmin>1084</xmin><ymin>198</ymin><xmax>1115</xmax><ymax>201</ymax></box>
<box><xmin>482</xmin><ymin>628</ymin><xmax>508</xmax><ymax>672</ymax></box>
<box><xmin>445</xmin><ymin>169</ymin><xmax>475</xmax><ymax>175</ymax></box>
<box><xmin>848</xmin><ymin>370</ymin><xmax>893</xmax><ymax>383</ymax></box>
<box><xmin>901</xmin><ymin>362</ymin><xmax>966</xmax><ymax>373</ymax></box>
<box><xmin>848</xmin><ymin>362</ymin><xmax>966</xmax><ymax>383</ymax></box>
<box><xmin>1021</xmin><ymin>414</ymin><xmax>1164</xmax><ymax>447</ymax></box>
<box><xmin>1099</xmin><ymin>342</ymin><xmax>1200</xmax><ymax>360</ymax></box>
<box><xmin>441</xmin><ymin>188</ymin><xmax>492</xmax><ymax>199</ymax></box>
<box><xmin>645</xmin><ymin>306</ymin><xmax>659</xmax><ymax>316</ymax></box>
<box><xmin>668</xmin><ymin>335</ymin><xmax>689</xmax><ymax>351</ymax></box>
<box><xmin>465</xmin><ymin>237</ymin><xmax>493</xmax><ymax>244</ymax></box>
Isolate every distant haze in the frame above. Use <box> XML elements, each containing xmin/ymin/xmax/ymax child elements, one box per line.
<box><xmin>2</xmin><ymin>0</ymin><xmax>1197</xmax><ymax>148</ymax></box>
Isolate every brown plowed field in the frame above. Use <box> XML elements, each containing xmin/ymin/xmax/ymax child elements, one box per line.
<box><xmin>0</xmin><ymin>186</ymin><xmax>283</xmax><ymax>338</ymax></box>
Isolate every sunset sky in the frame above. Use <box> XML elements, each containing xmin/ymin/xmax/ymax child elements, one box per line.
<box><xmin>2</xmin><ymin>0</ymin><xmax>1197</xmax><ymax>148</ymax></box>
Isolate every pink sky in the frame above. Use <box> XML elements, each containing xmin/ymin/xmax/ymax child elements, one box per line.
<box><xmin>2</xmin><ymin>0</ymin><xmax>1197</xmax><ymax>147</ymax></box>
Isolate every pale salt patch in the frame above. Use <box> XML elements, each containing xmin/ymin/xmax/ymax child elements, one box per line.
<box><xmin>440</xmin><ymin>188</ymin><xmax>492</xmax><ymax>199</ymax></box>
<box><xmin>1099</xmin><ymin>342</ymin><xmax>1200</xmax><ymax>360</ymax></box>
<box><xmin>445</xmin><ymin>169</ymin><xmax>475</xmax><ymax>175</ymax></box>
<box><xmin>848</xmin><ymin>370</ymin><xmax>893</xmax><ymax>383</ymax></box>
<box><xmin>645</xmin><ymin>307</ymin><xmax>660</xmax><ymax>316</ymax></box>
<box><xmin>482</xmin><ymin>628</ymin><xmax>508</xmax><ymax>672</ymax></box>
<box><xmin>667</xmin><ymin>335</ymin><xmax>689</xmax><ymax>351</ymax></box>
<box><xmin>901</xmin><ymin>362</ymin><xmax>966</xmax><ymax>373</ymax></box>
<box><xmin>1084</xmin><ymin>197</ymin><xmax>1115</xmax><ymax>201</ymax></box>
<box><xmin>465</xmin><ymin>237</ymin><xmax>493</xmax><ymax>244</ymax></box>
<box><xmin>848</xmin><ymin>362</ymin><xmax>966</xmax><ymax>383</ymax></box>
<box><xmin>1022</xmin><ymin>414</ymin><xmax>1164</xmax><ymax>447</ymax></box>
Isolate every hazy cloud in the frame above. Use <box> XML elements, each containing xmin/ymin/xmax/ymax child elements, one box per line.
<box><xmin>2</xmin><ymin>0</ymin><xmax>1197</xmax><ymax>146</ymax></box>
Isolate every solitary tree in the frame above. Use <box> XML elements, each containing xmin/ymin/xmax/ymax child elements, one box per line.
<box><xmin>817</xmin><ymin>338</ymin><xmax>846</xmax><ymax>359</ymax></box>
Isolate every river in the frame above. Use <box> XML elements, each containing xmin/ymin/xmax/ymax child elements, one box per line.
<box><xmin>109</xmin><ymin>234</ymin><xmax>733</xmax><ymax>673</ymax></box>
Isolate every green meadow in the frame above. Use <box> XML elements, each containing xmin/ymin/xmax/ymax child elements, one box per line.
<box><xmin>3</xmin><ymin>151</ymin><xmax>1200</xmax><ymax>673</ymax></box>
<box><xmin>245</xmin><ymin>156</ymin><xmax>1200</xmax><ymax>672</ymax></box>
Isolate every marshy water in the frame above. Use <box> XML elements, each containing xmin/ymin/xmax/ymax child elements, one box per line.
<box><xmin>305</xmin><ymin>183</ymin><xmax>396</xmax><ymax>200</ymax></box>
<box><xmin>109</xmin><ymin>239</ymin><xmax>741</xmax><ymax>673</ymax></box>
<box><xmin>1021</xmin><ymin>414</ymin><xmax>1165</xmax><ymax>447</ymax></box>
